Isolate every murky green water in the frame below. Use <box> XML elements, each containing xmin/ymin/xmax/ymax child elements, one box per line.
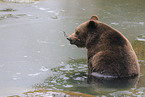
<box><xmin>0</xmin><ymin>0</ymin><xmax>145</xmax><ymax>96</ymax></box>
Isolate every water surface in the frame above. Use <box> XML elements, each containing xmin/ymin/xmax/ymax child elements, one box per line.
<box><xmin>0</xmin><ymin>0</ymin><xmax>145</xmax><ymax>96</ymax></box>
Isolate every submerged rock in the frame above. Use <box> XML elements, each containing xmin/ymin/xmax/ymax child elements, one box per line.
<box><xmin>0</xmin><ymin>8</ymin><xmax>16</xmax><ymax>12</ymax></box>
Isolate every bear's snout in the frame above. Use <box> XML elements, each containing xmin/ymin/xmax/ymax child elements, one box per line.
<box><xmin>67</xmin><ymin>36</ymin><xmax>77</xmax><ymax>45</ymax></box>
<box><xmin>67</xmin><ymin>37</ymin><xmax>75</xmax><ymax>44</ymax></box>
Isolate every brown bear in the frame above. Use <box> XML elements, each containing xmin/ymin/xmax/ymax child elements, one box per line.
<box><xmin>67</xmin><ymin>15</ymin><xmax>140</xmax><ymax>78</ymax></box>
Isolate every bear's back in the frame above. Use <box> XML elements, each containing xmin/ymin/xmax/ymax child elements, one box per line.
<box><xmin>89</xmin><ymin>22</ymin><xmax>140</xmax><ymax>78</ymax></box>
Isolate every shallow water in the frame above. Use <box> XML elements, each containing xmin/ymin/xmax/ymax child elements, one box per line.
<box><xmin>0</xmin><ymin>0</ymin><xmax>145</xmax><ymax>96</ymax></box>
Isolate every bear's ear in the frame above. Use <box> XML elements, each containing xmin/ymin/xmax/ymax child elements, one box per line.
<box><xmin>87</xmin><ymin>20</ymin><xmax>97</xmax><ymax>29</ymax></box>
<box><xmin>90</xmin><ymin>15</ymin><xmax>99</xmax><ymax>20</ymax></box>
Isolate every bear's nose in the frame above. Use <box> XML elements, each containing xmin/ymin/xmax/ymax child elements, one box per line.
<box><xmin>67</xmin><ymin>37</ymin><xmax>72</xmax><ymax>41</ymax></box>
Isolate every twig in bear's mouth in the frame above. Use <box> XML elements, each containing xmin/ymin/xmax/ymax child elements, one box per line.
<box><xmin>63</xmin><ymin>31</ymin><xmax>68</xmax><ymax>37</ymax></box>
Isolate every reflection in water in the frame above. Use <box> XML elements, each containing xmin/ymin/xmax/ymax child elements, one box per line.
<box><xmin>22</xmin><ymin>60</ymin><xmax>145</xmax><ymax>97</ymax></box>
<box><xmin>87</xmin><ymin>75</ymin><xmax>139</xmax><ymax>89</ymax></box>
<box><xmin>27</xmin><ymin>59</ymin><xmax>141</xmax><ymax>97</ymax></box>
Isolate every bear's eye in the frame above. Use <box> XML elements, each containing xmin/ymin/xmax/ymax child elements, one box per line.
<box><xmin>76</xmin><ymin>32</ymin><xmax>79</xmax><ymax>35</ymax></box>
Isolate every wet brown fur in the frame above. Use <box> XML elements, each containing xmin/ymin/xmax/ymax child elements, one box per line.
<box><xmin>68</xmin><ymin>15</ymin><xmax>140</xmax><ymax>78</ymax></box>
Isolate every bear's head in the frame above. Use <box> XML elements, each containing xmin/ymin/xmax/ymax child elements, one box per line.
<box><xmin>67</xmin><ymin>15</ymin><xmax>99</xmax><ymax>48</ymax></box>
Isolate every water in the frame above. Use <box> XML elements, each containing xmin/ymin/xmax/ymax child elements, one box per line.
<box><xmin>0</xmin><ymin>0</ymin><xmax>145</xmax><ymax>96</ymax></box>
